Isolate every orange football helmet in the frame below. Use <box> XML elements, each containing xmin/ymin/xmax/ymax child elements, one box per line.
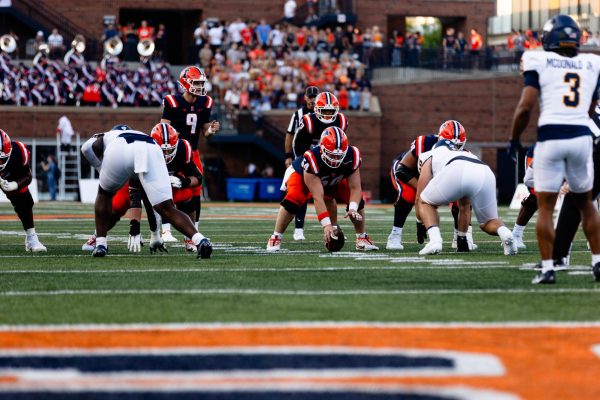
<box><xmin>438</xmin><ymin>120</ymin><xmax>467</xmax><ymax>150</ymax></box>
<box><xmin>320</xmin><ymin>126</ymin><xmax>348</xmax><ymax>168</ymax></box>
<box><xmin>151</xmin><ymin>123</ymin><xmax>179</xmax><ymax>164</ymax></box>
<box><xmin>314</xmin><ymin>92</ymin><xmax>340</xmax><ymax>123</ymax></box>
<box><xmin>0</xmin><ymin>129</ymin><xmax>12</xmax><ymax>172</ymax></box>
<box><xmin>178</xmin><ymin>66</ymin><xmax>208</xmax><ymax>96</ymax></box>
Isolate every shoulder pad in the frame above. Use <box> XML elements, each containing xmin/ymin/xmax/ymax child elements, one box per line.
<box><xmin>13</xmin><ymin>141</ymin><xmax>30</xmax><ymax>166</ymax></box>
<box><xmin>181</xmin><ymin>139</ymin><xmax>193</xmax><ymax>163</ymax></box>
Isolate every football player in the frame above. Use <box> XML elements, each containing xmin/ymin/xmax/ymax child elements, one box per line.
<box><xmin>267</xmin><ymin>127</ymin><xmax>378</xmax><ymax>252</ymax></box>
<box><xmin>151</xmin><ymin>122</ymin><xmax>203</xmax><ymax>252</ymax></box>
<box><xmin>160</xmin><ymin>66</ymin><xmax>220</xmax><ymax>249</ymax></box>
<box><xmin>511</xmin><ymin>146</ymin><xmax>537</xmax><ymax>249</ymax></box>
<box><xmin>509</xmin><ymin>15</ymin><xmax>600</xmax><ymax>284</ymax></box>
<box><xmin>0</xmin><ymin>129</ymin><xmax>46</xmax><ymax>252</ymax></box>
<box><xmin>80</xmin><ymin>125</ymin><xmax>212</xmax><ymax>259</ymax></box>
<box><xmin>387</xmin><ymin>122</ymin><xmax>477</xmax><ymax>251</ymax></box>
<box><xmin>416</xmin><ymin>133</ymin><xmax>516</xmax><ymax>256</ymax></box>
<box><xmin>284</xmin><ymin>86</ymin><xmax>319</xmax><ymax>241</ymax></box>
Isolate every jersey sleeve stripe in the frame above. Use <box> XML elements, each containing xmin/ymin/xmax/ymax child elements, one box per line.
<box><xmin>166</xmin><ymin>95</ymin><xmax>177</xmax><ymax>108</ymax></box>
<box><xmin>184</xmin><ymin>140</ymin><xmax>192</xmax><ymax>163</ymax></box>
<box><xmin>417</xmin><ymin>136</ymin><xmax>423</xmax><ymax>156</ymax></box>
<box><xmin>206</xmin><ymin>96</ymin><xmax>213</xmax><ymax>109</ymax></box>
<box><xmin>352</xmin><ymin>146</ymin><xmax>360</xmax><ymax>170</ymax></box>
<box><xmin>16</xmin><ymin>141</ymin><xmax>29</xmax><ymax>165</ymax></box>
<box><xmin>305</xmin><ymin>151</ymin><xmax>319</xmax><ymax>173</ymax></box>
<box><xmin>340</xmin><ymin>114</ymin><xmax>347</xmax><ymax>130</ymax></box>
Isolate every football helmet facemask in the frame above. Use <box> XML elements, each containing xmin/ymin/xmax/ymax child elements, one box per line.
<box><xmin>178</xmin><ymin>66</ymin><xmax>208</xmax><ymax>96</ymax></box>
<box><xmin>438</xmin><ymin>120</ymin><xmax>467</xmax><ymax>150</ymax></box>
<box><xmin>314</xmin><ymin>92</ymin><xmax>340</xmax><ymax>124</ymax></box>
<box><xmin>320</xmin><ymin>126</ymin><xmax>348</xmax><ymax>168</ymax></box>
<box><xmin>151</xmin><ymin>123</ymin><xmax>179</xmax><ymax>164</ymax></box>
<box><xmin>0</xmin><ymin>129</ymin><xmax>12</xmax><ymax>172</ymax></box>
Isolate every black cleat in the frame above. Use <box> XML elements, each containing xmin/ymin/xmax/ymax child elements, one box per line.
<box><xmin>197</xmin><ymin>238</ymin><xmax>212</xmax><ymax>259</ymax></box>
<box><xmin>456</xmin><ymin>236</ymin><xmax>470</xmax><ymax>252</ymax></box>
<box><xmin>92</xmin><ymin>245</ymin><xmax>108</xmax><ymax>257</ymax></box>
<box><xmin>416</xmin><ymin>221</ymin><xmax>427</xmax><ymax>244</ymax></box>
<box><xmin>592</xmin><ymin>263</ymin><xmax>600</xmax><ymax>282</ymax></box>
<box><xmin>532</xmin><ymin>269</ymin><xmax>555</xmax><ymax>284</ymax></box>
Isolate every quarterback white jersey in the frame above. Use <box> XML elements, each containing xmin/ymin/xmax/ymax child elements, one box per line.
<box><xmin>418</xmin><ymin>142</ymin><xmax>480</xmax><ymax>176</ymax></box>
<box><xmin>522</xmin><ymin>50</ymin><xmax>600</xmax><ymax>141</ymax></box>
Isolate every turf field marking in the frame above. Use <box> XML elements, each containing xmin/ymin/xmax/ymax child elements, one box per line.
<box><xmin>1</xmin><ymin>288</ymin><xmax>600</xmax><ymax>297</ymax></box>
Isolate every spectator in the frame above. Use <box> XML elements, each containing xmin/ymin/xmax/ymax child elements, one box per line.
<box><xmin>348</xmin><ymin>83</ymin><xmax>360</xmax><ymax>110</ymax></box>
<box><xmin>442</xmin><ymin>27</ymin><xmax>457</xmax><ymax>69</ymax></box>
<box><xmin>208</xmin><ymin>21</ymin><xmax>224</xmax><ymax>52</ymax></box>
<box><xmin>33</xmin><ymin>31</ymin><xmax>45</xmax><ymax>53</ymax></box>
<box><xmin>256</xmin><ymin>18</ymin><xmax>272</xmax><ymax>47</ymax></box>
<box><xmin>102</xmin><ymin>23</ymin><xmax>119</xmax><ymax>42</ymax></box>
<box><xmin>155</xmin><ymin>24</ymin><xmax>167</xmax><ymax>60</ymax></box>
<box><xmin>269</xmin><ymin>24</ymin><xmax>284</xmax><ymax>48</ymax></box>
<box><xmin>57</xmin><ymin>115</ymin><xmax>74</xmax><ymax>153</ymax></box>
<box><xmin>40</xmin><ymin>155</ymin><xmax>58</xmax><ymax>201</ymax></box>
<box><xmin>228</xmin><ymin>17</ymin><xmax>247</xmax><ymax>45</ymax></box>
<box><xmin>456</xmin><ymin>31</ymin><xmax>467</xmax><ymax>69</ymax></box>
<box><xmin>262</xmin><ymin>164</ymin><xmax>274</xmax><ymax>178</ymax></box>
<box><xmin>284</xmin><ymin>0</ymin><xmax>297</xmax><ymax>24</ymax></box>
<box><xmin>199</xmin><ymin>43</ymin><xmax>213</xmax><ymax>69</ymax></box>
<box><xmin>246</xmin><ymin>163</ymin><xmax>260</xmax><ymax>178</ymax></box>
<box><xmin>122</xmin><ymin>22</ymin><xmax>138</xmax><ymax>61</ymax></box>
<box><xmin>337</xmin><ymin>85</ymin><xmax>349</xmax><ymax>110</ymax></box>
<box><xmin>360</xmin><ymin>86</ymin><xmax>371</xmax><ymax>111</ymax></box>
<box><xmin>137</xmin><ymin>20</ymin><xmax>154</xmax><ymax>41</ymax></box>
<box><xmin>469</xmin><ymin>28</ymin><xmax>483</xmax><ymax>69</ymax></box>
<box><xmin>47</xmin><ymin>28</ymin><xmax>65</xmax><ymax>60</ymax></box>
<box><xmin>513</xmin><ymin>29</ymin><xmax>525</xmax><ymax>66</ymax></box>
<box><xmin>193</xmin><ymin>22</ymin><xmax>207</xmax><ymax>57</ymax></box>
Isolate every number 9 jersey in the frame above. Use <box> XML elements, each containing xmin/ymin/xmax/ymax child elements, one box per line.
<box><xmin>521</xmin><ymin>50</ymin><xmax>600</xmax><ymax>141</ymax></box>
<box><xmin>161</xmin><ymin>93</ymin><xmax>214</xmax><ymax>151</ymax></box>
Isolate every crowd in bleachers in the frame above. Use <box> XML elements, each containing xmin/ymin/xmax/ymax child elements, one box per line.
<box><xmin>0</xmin><ymin>54</ymin><xmax>176</xmax><ymax>107</ymax></box>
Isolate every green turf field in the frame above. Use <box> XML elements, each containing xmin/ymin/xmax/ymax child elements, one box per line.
<box><xmin>1</xmin><ymin>201</ymin><xmax>599</xmax><ymax>325</ymax></box>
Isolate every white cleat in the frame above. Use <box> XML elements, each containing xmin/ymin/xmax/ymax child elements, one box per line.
<box><xmin>514</xmin><ymin>237</ymin><xmax>526</xmax><ymax>249</ymax></box>
<box><xmin>183</xmin><ymin>239</ymin><xmax>195</xmax><ymax>252</ymax></box>
<box><xmin>266</xmin><ymin>235</ymin><xmax>282</xmax><ymax>252</ymax></box>
<box><xmin>386</xmin><ymin>233</ymin><xmax>404</xmax><ymax>250</ymax></box>
<box><xmin>82</xmin><ymin>235</ymin><xmax>96</xmax><ymax>251</ymax></box>
<box><xmin>25</xmin><ymin>236</ymin><xmax>47</xmax><ymax>252</ymax></box>
<box><xmin>293</xmin><ymin>228</ymin><xmax>305</xmax><ymax>241</ymax></box>
<box><xmin>419</xmin><ymin>240</ymin><xmax>442</xmax><ymax>255</ymax></box>
<box><xmin>502</xmin><ymin>236</ymin><xmax>518</xmax><ymax>255</ymax></box>
<box><xmin>356</xmin><ymin>234</ymin><xmax>379</xmax><ymax>251</ymax></box>
<box><xmin>162</xmin><ymin>230</ymin><xmax>178</xmax><ymax>243</ymax></box>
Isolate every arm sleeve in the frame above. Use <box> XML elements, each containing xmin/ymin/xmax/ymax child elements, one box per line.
<box><xmin>523</xmin><ymin>71</ymin><xmax>540</xmax><ymax>90</ymax></box>
<box><xmin>287</xmin><ymin>112</ymin><xmax>297</xmax><ymax>134</ymax></box>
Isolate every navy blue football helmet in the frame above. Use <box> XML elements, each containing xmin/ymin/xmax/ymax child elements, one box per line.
<box><xmin>110</xmin><ymin>124</ymin><xmax>132</xmax><ymax>131</ymax></box>
<box><xmin>541</xmin><ymin>15</ymin><xmax>581</xmax><ymax>52</ymax></box>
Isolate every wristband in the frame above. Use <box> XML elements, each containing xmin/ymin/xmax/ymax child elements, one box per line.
<box><xmin>180</xmin><ymin>176</ymin><xmax>192</xmax><ymax>188</ymax></box>
<box><xmin>318</xmin><ymin>211</ymin><xmax>331</xmax><ymax>227</ymax></box>
<box><xmin>320</xmin><ymin>217</ymin><xmax>331</xmax><ymax>227</ymax></box>
<box><xmin>285</xmin><ymin>152</ymin><xmax>294</xmax><ymax>159</ymax></box>
<box><xmin>349</xmin><ymin>201</ymin><xmax>359</xmax><ymax>212</ymax></box>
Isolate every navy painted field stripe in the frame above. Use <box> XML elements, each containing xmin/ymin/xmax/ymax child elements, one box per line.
<box><xmin>0</xmin><ymin>392</ymin><xmax>450</xmax><ymax>400</ymax></box>
<box><xmin>0</xmin><ymin>354</ymin><xmax>453</xmax><ymax>372</ymax></box>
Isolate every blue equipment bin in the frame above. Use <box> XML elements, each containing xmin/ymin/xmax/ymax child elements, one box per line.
<box><xmin>257</xmin><ymin>178</ymin><xmax>283</xmax><ymax>201</ymax></box>
<box><xmin>226</xmin><ymin>178</ymin><xmax>257</xmax><ymax>201</ymax></box>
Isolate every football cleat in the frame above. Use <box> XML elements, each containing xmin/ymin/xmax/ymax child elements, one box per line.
<box><xmin>266</xmin><ymin>235</ymin><xmax>282</xmax><ymax>252</ymax></box>
<box><xmin>416</xmin><ymin>221</ymin><xmax>427</xmax><ymax>244</ymax></box>
<box><xmin>162</xmin><ymin>230</ymin><xmax>178</xmax><ymax>243</ymax></box>
<box><xmin>456</xmin><ymin>236</ymin><xmax>470</xmax><ymax>252</ymax></box>
<box><xmin>514</xmin><ymin>236</ymin><xmax>526</xmax><ymax>249</ymax></box>
<box><xmin>386</xmin><ymin>233</ymin><xmax>404</xmax><ymax>250</ymax></box>
<box><xmin>184</xmin><ymin>238</ymin><xmax>195</xmax><ymax>252</ymax></box>
<box><xmin>82</xmin><ymin>235</ymin><xmax>96</xmax><ymax>251</ymax></box>
<box><xmin>592</xmin><ymin>263</ymin><xmax>600</xmax><ymax>282</ymax></box>
<box><xmin>293</xmin><ymin>228</ymin><xmax>306</xmax><ymax>241</ymax></box>
<box><xmin>197</xmin><ymin>238</ymin><xmax>212</xmax><ymax>259</ymax></box>
<box><xmin>419</xmin><ymin>240</ymin><xmax>442</xmax><ymax>255</ymax></box>
<box><xmin>502</xmin><ymin>236</ymin><xmax>518</xmax><ymax>255</ymax></box>
<box><xmin>92</xmin><ymin>245</ymin><xmax>108</xmax><ymax>257</ymax></box>
<box><xmin>25</xmin><ymin>235</ymin><xmax>47</xmax><ymax>252</ymax></box>
<box><xmin>356</xmin><ymin>234</ymin><xmax>378</xmax><ymax>251</ymax></box>
<box><xmin>532</xmin><ymin>269</ymin><xmax>556</xmax><ymax>284</ymax></box>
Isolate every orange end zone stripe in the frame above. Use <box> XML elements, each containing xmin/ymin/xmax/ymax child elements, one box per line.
<box><xmin>0</xmin><ymin>326</ymin><xmax>599</xmax><ymax>398</ymax></box>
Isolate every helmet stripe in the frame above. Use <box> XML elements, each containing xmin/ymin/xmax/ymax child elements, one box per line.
<box><xmin>335</xmin><ymin>127</ymin><xmax>342</xmax><ymax>150</ymax></box>
<box><xmin>0</xmin><ymin>130</ymin><xmax>4</xmax><ymax>153</ymax></box>
<box><xmin>453</xmin><ymin>121</ymin><xmax>459</xmax><ymax>140</ymax></box>
<box><xmin>161</xmin><ymin>123</ymin><xmax>169</xmax><ymax>144</ymax></box>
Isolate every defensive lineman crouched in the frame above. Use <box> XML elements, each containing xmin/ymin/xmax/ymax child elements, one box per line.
<box><xmin>0</xmin><ymin>129</ymin><xmax>46</xmax><ymax>252</ymax></box>
<box><xmin>267</xmin><ymin>127</ymin><xmax>378</xmax><ymax>251</ymax></box>
<box><xmin>416</xmin><ymin>135</ymin><xmax>517</xmax><ymax>256</ymax></box>
<box><xmin>81</xmin><ymin>126</ymin><xmax>212</xmax><ymax>258</ymax></box>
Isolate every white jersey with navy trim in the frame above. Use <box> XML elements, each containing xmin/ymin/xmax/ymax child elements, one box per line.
<box><xmin>418</xmin><ymin>143</ymin><xmax>479</xmax><ymax>176</ymax></box>
<box><xmin>522</xmin><ymin>50</ymin><xmax>600</xmax><ymax>139</ymax></box>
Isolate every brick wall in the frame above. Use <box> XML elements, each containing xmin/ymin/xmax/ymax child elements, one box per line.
<box><xmin>373</xmin><ymin>74</ymin><xmax>539</xmax><ymax>177</ymax></box>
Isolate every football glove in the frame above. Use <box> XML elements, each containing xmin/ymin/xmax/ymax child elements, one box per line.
<box><xmin>127</xmin><ymin>234</ymin><xmax>142</xmax><ymax>253</ymax></box>
<box><xmin>169</xmin><ymin>175</ymin><xmax>182</xmax><ymax>188</ymax></box>
<box><xmin>507</xmin><ymin>139</ymin><xmax>522</xmax><ymax>163</ymax></box>
<box><xmin>0</xmin><ymin>178</ymin><xmax>18</xmax><ymax>192</ymax></box>
<box><xmin>149</xmin><ymin>230</ymin><xmax>168</xmax><ymax>253</ymax></box>
<box><xmin>344</xmin><ymin>210</ymin><xmax>363</xmax><ymax>222</ymax></box>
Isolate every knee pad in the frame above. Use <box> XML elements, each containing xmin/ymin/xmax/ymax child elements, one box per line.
<box><xmin>281</xmin><ymin>198</ymin><xmax>300</xmax><ymax>215</ymax></box>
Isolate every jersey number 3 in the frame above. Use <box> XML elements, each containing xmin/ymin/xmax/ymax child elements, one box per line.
<box><xmin>563</xmin><ymin>73</ymin><xmax>580</xmax><ymax>107</ymax></box>
<box><xmin>186</xmin><ymin>114</ymin><xmax>198</xmax><ymax>134</ymax></box>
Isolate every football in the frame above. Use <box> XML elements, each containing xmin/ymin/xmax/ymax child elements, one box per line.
<box><xmin>325</xmin><ymin>225</ymin><xmax>345</xmax><ymax>252</ymax></box>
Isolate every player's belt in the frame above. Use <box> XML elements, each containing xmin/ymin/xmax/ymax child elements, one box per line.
<box><xmin>445</xmin><ymin>156</ymin><xmax>485</xmax><ymax>167</ymax></box>
<box><xmin>118</xmin><ymin>133</ymin><xmax>155</xmax><ymax>144</ymax></box>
